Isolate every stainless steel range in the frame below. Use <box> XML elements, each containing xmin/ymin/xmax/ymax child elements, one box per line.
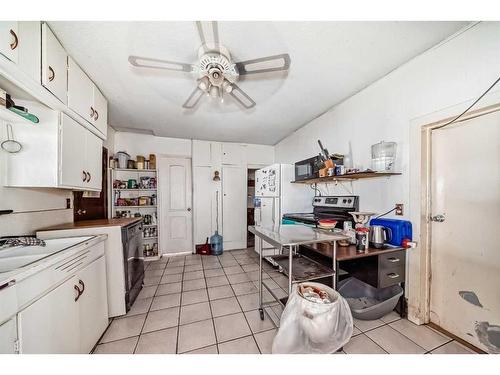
<box><xmin>283</xmin><ymin>195</ymin><xmax>359</xmax><ymax>229</ymax></box>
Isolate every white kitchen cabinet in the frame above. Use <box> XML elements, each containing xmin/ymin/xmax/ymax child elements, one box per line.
<box><xmin>93</xmin><ymin>86</ymin><xmax>108</xmax><ymax>136</ymax></box>
<box><xmin>0</xmin><ymin>318</ymin><xmax>17</xmax><ymax>354</ymax></box>
<box><xmin>18</xmin><ymin>254</ymin><xmax>108</xmax><ymax>354</ymax></box>
<box><xmin>85</xmin><ymin>129</ymin><xmax>103</xmax><ymax>190</ymax></box>
<box><xmin>245</xmin><ymin>144</ymin><xmax>275</xmax><ymax>167</ymax></box>
<box><xmin>222</xmin><ymin>165</ymin><xmax>247</xmax><ymax>250</ymax></box>
<box><xmin>192</xmin><ymin>140</ymin><xmax>212</xmax><ymax>167</ymax></box>
<box><xmin>77</xmin><ymin>256</ymin><xmax>108</xmax><ymax>353</ymax></box>
<box><xmin>18</xmin><ymin>275</ymin><xmax>81</xmax><ymax>354</ymax></box>
<box><xmin>60</xmin><ymin>113</ymin><xmax>87</xmax><ymax>187</ymax></box>
<box><xmin>17</xmin><ymin>22</ymin><xmax>41</xmax><ymax>82</ymax></box>
<box><xmin>222</xmin><ymin>143</ymin><xmax>245</xmax><ymax>165</ymax></box>
<box><xmin>68</xmin><ymin>57</ymin><xmax>94</xmax><ymax>124</ymax></box>
<box><xmin>59</xmin><ymin>114</ymin><xmax>103</xmax><ymax>190</ymax></box>
<box><xmin>68</xmin><ymin>57</ymin><xmax>108</xmax><ymax>137</ymax></box>
<box><xmin>41</xmin><ymin>22</ymin><xmax>68</xmax><ymax>104</ymax></box>
<box><xmin>0</xmin><ymin>22</ymin><xmax>19</xmax><ymax>63</ymax></box>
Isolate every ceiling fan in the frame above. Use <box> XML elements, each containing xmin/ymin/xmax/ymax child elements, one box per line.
<box><xmin>128</xmin><ymin>21</ymin><xmax>291</xmax><ymax>109</ymax></box>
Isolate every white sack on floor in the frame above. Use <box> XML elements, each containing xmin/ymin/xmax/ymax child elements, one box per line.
<box><xmin>271</xmin><ymin>282</ymin><xmax>353</xmax><ymax>354</ymax></box>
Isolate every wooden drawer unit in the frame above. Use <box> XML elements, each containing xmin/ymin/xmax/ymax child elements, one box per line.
<box><xmin>339</xmin><ymin>249</ymin><xmax>406</xmax><ymax>289</ymax></box>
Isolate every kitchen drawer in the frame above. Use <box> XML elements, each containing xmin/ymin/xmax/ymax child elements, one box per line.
<box><xmin>378</xmin><ymin>250</ymin><xmax>406</xmax><ymax>270</ymax></box>
<box><xmin>378</xmin><ymin>266</ymin><xmax>405</xmax><ymax>288</ymax></box>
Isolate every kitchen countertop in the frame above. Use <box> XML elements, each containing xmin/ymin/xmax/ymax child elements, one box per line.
<box><xmin>0</xmin><ymin>235</ymin><xmax>107</xmax><ymax>286</ymax></box>
<box><xmin>39</xmin><ymin>217</ymin><xmax>142</xmax><ymax>231</ymax></box>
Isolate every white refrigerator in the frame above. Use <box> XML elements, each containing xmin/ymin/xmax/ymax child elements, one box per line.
<box><xmin>254</xmin><ymin>163</ymin><xmax>314</xmax><ymax>256</ymax></box>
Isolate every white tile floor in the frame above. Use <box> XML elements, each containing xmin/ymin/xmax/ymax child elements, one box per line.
<box><xmin>94</xmin><ymin>248</ymin><xmax>477</xmax><ymax>354</ymax></box>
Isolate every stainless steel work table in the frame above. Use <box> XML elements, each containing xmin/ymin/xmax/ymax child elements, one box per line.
<box><xmin>248</xmin><ymin>225</ymin><xmax>348</xmax><ymax>320</ymax></box>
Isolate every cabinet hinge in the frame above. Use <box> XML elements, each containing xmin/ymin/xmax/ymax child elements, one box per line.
<box><xmin>14</xmin><ymin>339</ymin><xmax>20</xmax><ymax>354</ymax></box>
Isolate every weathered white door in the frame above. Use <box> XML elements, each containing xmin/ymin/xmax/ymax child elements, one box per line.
<box><xmin>159</xmin><ymin>157</ymin><xmax>193</xmax><ymax>254</ymax></box>
<box><xmin>430</xmin><ymin>110</ymin><xmax>500</xmax><ymax>353</ymax></box>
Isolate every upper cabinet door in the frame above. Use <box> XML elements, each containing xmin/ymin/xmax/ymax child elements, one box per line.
<box><xmin>0</xmin><ymin>22</ymin><xmax>19</xmax><ymax>63</ymax></box>
<box><xmin>17</xmin><ymin>22</ymin><xmax>41</xmax><ymax>83</ymax></box>
<box><xmin>192</xmin><ymin>140</ymin><xmax>211</xmax><ymax>167</ymax></box>
<box><xmin>60</xmin><ymin>114</ymin><xmax>87</xmax><ymax>188</ymax></box>
<box><xmin>68</xmin><ymin>57</ymin><xmax>94</xmax><ymax>124</ymax></box>
<box><xmin>92</xmin><ymin>86</ymin><xmax>108</xmax><ymax>136</ymax></box>
<box><xmin>222</xmin><ymin>143</ymin><xmax>245</xmax><ymax>165</ymax></box>
<box><xmin>41</xmin><ymin>23</ymin><xmax>68</xmax><ymax>104</ymax></box>
<box><xmin>85</xmin><ymin>131</ymin><xmax>103</xmax><ymax>191</ymax></box>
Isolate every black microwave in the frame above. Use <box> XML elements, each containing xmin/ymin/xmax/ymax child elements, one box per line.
<box><xmin>294</xmin><ymin>156</ymin><xmax>321</xmax><ymax>181</ymax></box>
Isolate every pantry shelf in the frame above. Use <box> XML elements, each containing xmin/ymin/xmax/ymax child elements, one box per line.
<box><xmin>113</xmin><ymin>168</ymin><xmax>157</xmax><ymax>173</ymax></box>
<box><xmin>113</xmin><ymin>188</ymin><xmax>157</xmax><ymax>191</ymax></box>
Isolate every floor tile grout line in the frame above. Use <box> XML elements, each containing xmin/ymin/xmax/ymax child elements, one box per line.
<box><xmin>227</xmin><ymin>268</ymin><xmax>267</xmax><ymax>353</ymax></box>
<box><xmin>134</xmin><ymin>256</ymin><xmax>173</xmax><ymax>353</ymax></box>
<box><xmin>359</xmin><ymin>333</ymin><xmax>389</xmax><ymax>354</ymax></box>
<box><xmin>174</xmin><ymin>257</ymin><xmax>188</xmax><ymax>354</ymax></box>
<box><xmin>202</xmin><ymin>255</ymin><xmax>221</xmax><ymax>353</ymax></box>
<box><xmin>388</xmin><ymin>322</ymin><xmax>454</xmax><ymax>353</ymax></box>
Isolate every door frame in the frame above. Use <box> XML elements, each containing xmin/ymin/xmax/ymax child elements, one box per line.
<box><xmin>407</xmin><ymin>92</ymin><xmax>500</xmax><ymax>325</ymax></box>
<box><xmin>157</xmin><ymin>155</ymin><xmax>193</xmax><ymax>256</ymax></box>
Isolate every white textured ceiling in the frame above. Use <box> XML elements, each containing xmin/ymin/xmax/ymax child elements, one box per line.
<box><xmin>49</xmin><ymin>21</ymin><xmax>468</xmax><ymax>145</ymax></box>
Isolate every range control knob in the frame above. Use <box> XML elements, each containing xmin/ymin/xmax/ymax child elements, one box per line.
<box><xmin>348</xmin><ymin>199</ymin><xmax>352</xmax><ymax>203</ymax></box>
<box><xmin>342</xmin><ymin>199</ymin><xmax>347</xmax><ymax>203</ymax></box>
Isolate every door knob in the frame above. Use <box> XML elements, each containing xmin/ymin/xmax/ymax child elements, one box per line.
<box><xmin>431</xmin><ymin>214</ymin><xmax>445</xmax><ymax>223</ymax></box>
<box><xmin>187</xmin><ymin>208</ymin><xmax>191</xmax><ymax>212</ymax></box>
<box><xmin>77</xmin><ymin>209</ymin><xmax>87</xmax><ymax>216</ymax></box>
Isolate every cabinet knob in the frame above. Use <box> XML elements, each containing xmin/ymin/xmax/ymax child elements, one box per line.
<box><xmin>9</xmin><ymin>29</ymin><xmax>18</xmax><ymax>50</ymax></box>
<box><xmin>87</xmin><ymin>172</ymin><xmax>91</xmax><ymax>182</ymax></box>
<box><xmin>82</xmin><ymin>170</ymin><xmax>87</xmax><ymax>182</ymax></box>
<box><xmin>90</xmin><ymin>107</ymin><xmax>95</xmax><ymax>118</ymax></box>
<box><xmin>48</xmin><ymin>66</ymin><xmax>55</xmax><ymax>82</ymax></box>
<box><xmin>94</xmin><ymin>110</ymin><xmax>99</xmax><ymax>121</ymax></box>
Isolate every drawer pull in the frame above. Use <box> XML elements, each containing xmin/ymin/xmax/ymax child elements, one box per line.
<box><xmin>387</xmin><ymin>257</ymin><xmax>400</xmax><ymax>263</ymax></box>
<box><xmin>48</xmin><ymin>66</ymin><xmax>55</xmax><ymax>82</ymax></box>
<box><xmin>387</xmin><ymin>272</ymin><xmax>400</xmax><ymax>279</ymax></box>
<box><xmin>90</xmin><ymin>107</ymin><xmax>95</xmax><ymax>118</ymax></box>
<box><xmin>9</xmin><ymin>29</ymin><xmax>18</xmax><ymax>50</ymax></box>
<box><xmin>94</xmin><ymin>110</ymin><xmax>99</xmax><ymax>121</ymax></box>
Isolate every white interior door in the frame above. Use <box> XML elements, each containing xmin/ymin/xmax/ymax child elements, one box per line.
<box><xmin>159</xmin><ymin>157</ymin><xmax>193</xmax><ymax>254</ymax></box>
<box><xmin>222</xmin><ymin>165</ymin><xmax>247</xmax><ymax>250</ymax></box>
<box><xmin>430</xmin><ymin>110</ymin><xmax>500</xmax><ymax>353</ymax></box>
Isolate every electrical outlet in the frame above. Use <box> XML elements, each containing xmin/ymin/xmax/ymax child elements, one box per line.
<box><xmin>395</xmin><ymin>203</ymin><xmax>403</xmax><ymax>216</ymax></box>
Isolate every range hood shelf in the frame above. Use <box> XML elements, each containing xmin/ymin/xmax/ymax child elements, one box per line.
<box><xmin>291</xmin><ymin>171</ymin><xmax>401</xmax><ymax>184</ymax></box>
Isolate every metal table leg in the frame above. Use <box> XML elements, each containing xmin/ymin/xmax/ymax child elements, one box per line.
<box><xmin>288</xmin><ymin>244</ymin><xmax>294</xmax><ymax>295</ymax></box>
<box><xmin>333</xmin><ymin>240</ymin><xmax>337</xmax><ymax>290</ymax></box>
<box><xmin>258</xmin><ymin>236</ymin><xmax>264</xmax><ymax>320</ymax></box>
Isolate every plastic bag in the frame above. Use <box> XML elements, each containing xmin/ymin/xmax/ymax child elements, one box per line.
<box><xmin>271</xmin><ymin>282</ymin><xmax>353</xmax><ymax>354</ymax></box>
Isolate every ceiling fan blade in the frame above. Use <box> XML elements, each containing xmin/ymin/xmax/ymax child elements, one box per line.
<box><xmin>235</xmin><ymin>53</ymin><xmax>291</xmax><ymax>75</ymax></box>
<box><xmin>229</xmin><ymin>84</ymin><xmax>256</xmax><ymax>109</ymax></box>
<box><xmin>182</xmin><ymin>86</ymin><xmax>205</xmax><ymax>109</ymax></box>
<box><xmin>196</xmin><ymin>21</ymin><xmax>220</xmax><ymax>51</ymax></box>
<box><xmin>128</xmin><ymin>55</ymin><xmax>194</xmax><ymax>72</ymax></box>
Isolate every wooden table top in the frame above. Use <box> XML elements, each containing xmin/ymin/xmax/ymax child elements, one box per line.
<box><xmin>307</xmin><ymin>242</ymin><xmax>406</xmax><ymax>261</ymax></box>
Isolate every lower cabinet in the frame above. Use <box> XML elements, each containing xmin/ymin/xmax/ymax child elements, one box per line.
<box><xmin>18</xmin><ymin>256</ymin><xmax>108</xmax><ymax>354</ymax></box>
<box><xmin>0</xmin><ymin>318</ymin><xmax>17</xmax><ymax>354</ymax></box>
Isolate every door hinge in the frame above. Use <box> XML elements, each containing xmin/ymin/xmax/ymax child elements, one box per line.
<box><xmin>14</xmin><ymin>339</ymin><xmax>20</xmax><ymax>354</ymax></box>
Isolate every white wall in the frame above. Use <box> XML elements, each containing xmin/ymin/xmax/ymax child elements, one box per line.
<box><xmin>274</xmin><ymin>22</ymin><xmax>500</xmax><ymax>322</ymax></box>
<box><xmin>113</xmin><ymin>132</ymin><xmax>192</xmax><ymax>159</ymax></box>
<box><xmin>275</xmin><ymin>22</ymin><xmax>500</xmax><ymax>216</ymax></box>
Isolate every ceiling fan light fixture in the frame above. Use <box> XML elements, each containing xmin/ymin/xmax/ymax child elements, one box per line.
<box><xmin>198</xmin><ymin>76</ymin><xmax>209</xmax><ymax>91</ymax></box>
<box><xmin>222</xmin><ymin>80</ymin><xmax>233</xmax><ymax>93</ymax></box>
<box><xmin>209</xmin><ymin>85</ymin><xmax>219</xmax><ymax>98</ymax></box>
